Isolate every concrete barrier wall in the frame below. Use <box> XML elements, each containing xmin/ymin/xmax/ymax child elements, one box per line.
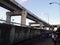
<box><xmin>13</xmin><ymin>27</ymin><xmax>41</xmax><ymax>43</ymax></box>
<box><xmin>0</xmin><ymin>24</ymin><xmax>41</xmax><ymax>45</ymax></box>
<box><xmin>0</xmin><ymin>24</ymin><xmax>11</xmax><ymax>45</ymax></box>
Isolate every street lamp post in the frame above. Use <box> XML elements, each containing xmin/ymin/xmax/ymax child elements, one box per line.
<box><xmin>49</xmin><ymin>2</ymin><xmax>60</xmax><ymax>5</ymax></box>
<box><xmin>49</xmin><ymin>2</ymin><xmax>60</xmax><ymax>30</ymax></box>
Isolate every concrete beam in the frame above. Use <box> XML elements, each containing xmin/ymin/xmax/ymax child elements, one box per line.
<box><xmin>6</xmin><ymin>11</ymin><xmax>22</xmax><ymax>16</ymax></box>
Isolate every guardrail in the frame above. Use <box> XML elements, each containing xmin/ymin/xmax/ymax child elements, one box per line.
<box><xmin>0</xmin><ymin>19</ymin><xmax>21</xmax><ymax>26</ymax></box>
<box><xmin>0</xmin><ymin>19</ymin><xmax>31</xmax><ymax>27</ymax></box>
<box><xmin>0</xmin><ymin>19</ymin><xmax>43</xmax><ymax>29</ymax></box>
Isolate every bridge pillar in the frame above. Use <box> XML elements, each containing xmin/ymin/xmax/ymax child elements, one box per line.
<box><xmin>21</xmin><ymin>10</ymin><xmax>27</xmax><ymax>26</ymax></box>
<box><xmin>40</xmin><ymin>25</ymin><xmax>43</xmax><ymax>29</ymax></box>
<box><xmin>43</xmin><ymin>27</ymin><xmax>46</xmax><ymax>30</ymax></box>
<box><xmin>6</xmin><ymin>12</ymin><xmax>11</xmax><ymax>24</ymax></box>
<box><xmin>49</xmin><ymin>28</ymin><xmax>52</xmax><ymax>30</ymax></box>
<box><xmin>39</xmin><ymin>22</ymin><xmax>43</xmax><ymax>29</ymax></box>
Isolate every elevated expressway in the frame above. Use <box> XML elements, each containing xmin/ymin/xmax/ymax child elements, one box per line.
<box><xmin>0</xmin><ymin>0</ymin><xmax>53</xmax><ymax>29</ymax></box>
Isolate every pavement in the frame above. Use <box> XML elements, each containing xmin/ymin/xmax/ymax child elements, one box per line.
<box><xmin>13</xmin><ymin>36</ymin><xmax>54</xmax><ymax>45</ymax></box>
<box><xmin>29</xmin><ymin>38</ymin><xmax>54</xmax><ymax>45</ymax></box>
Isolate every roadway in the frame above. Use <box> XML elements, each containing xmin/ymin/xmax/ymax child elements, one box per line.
<box><xmin>12</xmin><ymin>36</ymin><xmax>54</xmax><ymax>45</ymax></box>
<box><xmin>29</xmin><ymin>38</ymin><xmax>54</xmax><ymax>45</ymax></box>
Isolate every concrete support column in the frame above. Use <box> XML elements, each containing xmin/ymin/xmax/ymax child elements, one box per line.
<box><xmin>50</xmin><ymin>28</ymin><xmax>53</xmax><ymax>30</ymax></box>
<box><xmin>21</xmin><ymin>10</ymin><xmax>27</xmax><ymax>26</ymax></box>
<box><xmin>40</xmin><ymin>25</ymin><xmax>42</xmax><ymax>29</ymax></box>
<box><xmin>44</xmin><ymin>27</ymin><xmax>46</xmax><ymax>30</ymax></box>
<box><xmin>49</xmin><ymin>27</ymin><xmax>52</xmax><ymax>30</ymax></box>
<box><xmin>6</xmin><ymin>12</ymin><xmax>11</xmax><ymax>24</ymax></box>
<box><xmin>40</xmin><ymin>23</ymin><xmax>43</xmax><ymax>29</ymax></box>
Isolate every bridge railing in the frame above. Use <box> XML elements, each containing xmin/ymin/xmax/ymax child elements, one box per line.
<box><xmin>0</xmin><ymin>19</ymin><xmax>32</xmax><ymax>27</ymax></box>
<box><xmin>0</xmin><ymin>19</ymin><xmax>44</xmax><ymax>29</ymax></box>
<box><xmin>0</xmin><ymin>19</ymin><xmax>21</xmax><ymax>26</ymax></box>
